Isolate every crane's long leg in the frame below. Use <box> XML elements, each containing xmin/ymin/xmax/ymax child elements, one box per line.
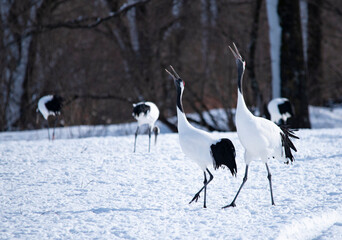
<box><xmin>189</xmin><ymin>168</ymin><xmax>214</xmax><ymax>208</ymax></box>
<box><xmin>223</xmin><ymin>164</ymin><xmax>249</xmax><ymax>208</ymax></box>
<box><xmin>266</xmin><ymin>163</ymin><xmax>275</xmax><ymax>205</ymax></box>
<box><xmin>52</xmin><ymin>116</ymin><xmax>58</xmax><ymax>141</ymax></box>
<box><xmin>203</xmin><ymin>171</ymin><xmax>208</xmax><ymax>208</ymax></box>
<box><xmin>134</xmin><ymin>126</ymin><xmax>139</xmax><ymax>152</ymax></box>
<box><xmin>154</xmin><ymin>128</ymin><xmax>158</xmax><ymax>146</ymax></box>
<box><xmin>148</xmin><ymin>127</ymin><xmax>151</xmax><ymax>152</ymax></box>
<box><xmin>153</xmin><ymin>126</ymin><xmax>160</xmax><ymax>146</ymax></box>
<box><xmin>47</xmin><ymin>120</ymin><xmax>51</xmax><ymax>140</ymax></box>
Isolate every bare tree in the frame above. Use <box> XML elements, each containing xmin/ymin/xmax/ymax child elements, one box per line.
<box><xmin>0</xmin><ymin>0</ymin><xmax>42</xmax><ymax>130</ymax></box>
<box><xmin>248</xmin><ymin>0</ymin><xmax>264</xmax><ymax>115</ymax></box>
<box><xmin>3</xmin><ymin>0</ymin><xmax>342</xmax><ymax>132</ymax></box>
<box><xmin>307</xmin><ymin>0</ymin><xmax>323</xmax><ymax>105</ymax></box>
<box><xmin>278</xmin><ymin>0</ymin><xmax>311</xmax><ymax>128</ymax></box>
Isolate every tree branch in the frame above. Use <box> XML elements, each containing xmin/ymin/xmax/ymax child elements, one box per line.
<box><xmin>4</xmin><ymin>0</ymin><xmax>151</xmax><ymax>48</ymax></box>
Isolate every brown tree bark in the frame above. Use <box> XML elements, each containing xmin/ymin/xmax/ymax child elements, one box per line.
<box><xmin>307</xmin><ymin>0</ymin><xmax>323</xmax><ymax>106</ymax></box>
<box><xmin>278</xmin><ymin>0</ymin><xmax>311</xmax><ymax>128</ymax></box>
<box><xmin>248</xmin><ymin>0</ymin><xmax>264</xmax><ymax>115</ymax></box>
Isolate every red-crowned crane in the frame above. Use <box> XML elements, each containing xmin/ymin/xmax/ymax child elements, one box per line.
<box><xmin>132</xmin><ymin>102</ymin><xmax>160</xmax><ymax>152</ymax></box>
<box><xmin>264</xmin><ymin>98</ymin><xmax>294</xmax><ymax>125</ymax></box>
<box><xmin>223</xmin><ymin>44</ymin><xmax>299</xmax><ymax>208</ymax></box>
<box><xmin>37</xmin><ymin>94</ymin><xmax>63</xmax><ymax>140</ymax></box>
<box><xmin>165</xmin><ymin>66</ymin><xmax>237</xmax><ymax>208</ymax></box>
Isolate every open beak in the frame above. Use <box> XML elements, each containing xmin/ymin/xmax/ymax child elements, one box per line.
<box><xmin>165</xmin><ymin>65</ymin><xmax>180</xmax><ymax>80</ymax></box>
<box><xmin>228</xmin><ymin>42</ymin><xmax>243</xmax><ymax>62</ymax></box>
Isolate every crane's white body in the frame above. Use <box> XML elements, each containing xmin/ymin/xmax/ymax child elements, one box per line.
<box><xmin>132</xmin><ymin>101</ymin><xmax>160</xmax><ymax>152</ymax></box>
<box><xmin>166</xmin><ymin>66</ymin><xmax>236</xmax><ymax>208</ymax></box>
<box><xmin>133</xmin><ymin>102</ymin><xmax>159</xmax><ymax>128</ymax></box>
<box><xmin>224</xmin><ymin>43</ymin><xmax>298</xmax><ymax>208</ymax></box>
<box><xmin>177</xmin><ymin>108</ymin><xmax>219</xmax><ymax>170</ymax></box>
<box><xmin>236</xmin><ymin>92</ymin><xmax>285</xmax><ymax>164</ymax></box>
<box><xmin>267</xmin><ymin>98</ymin><xmax>292</xmax><ymax>124</ymax></box>
<box><xmin>38</xmin><ymin>95</ymin><xmax>55</xmax><ymax>120</ymax></box>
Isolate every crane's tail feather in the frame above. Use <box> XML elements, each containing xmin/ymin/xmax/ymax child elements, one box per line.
<box><xmin>280</xmin><ymin>125</ymin><xmax>299</xmax><ymax>164</ymax></box>
<box><xmin>210</xmin><ymin>139</ymin><xmax>237</xmax><ymax>176</ymax></box>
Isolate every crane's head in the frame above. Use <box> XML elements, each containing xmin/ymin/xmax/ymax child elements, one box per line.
<box><xmin>165</xmin><ymin>65</ymin><xmax>185</xmax><ymax>91</ymax></box>
<box><xmin>165</xmin><ymin>65</ymin><xmax>185</xmax><ymax>112</ymax></box>
<box><xmin>229</xmin><ymin>43</ymin><xmax>246</xmax><ymax>93</ymax></box>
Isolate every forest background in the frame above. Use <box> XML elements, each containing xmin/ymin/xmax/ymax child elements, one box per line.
<box><xmin>1</xmin><ymin>0</ymin><xmax>341</xmax><ymax>132</ymax></box>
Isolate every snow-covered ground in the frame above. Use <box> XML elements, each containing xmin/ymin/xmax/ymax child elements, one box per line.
<box><xmin>1</xmin><ymin>106</ymin><xmax>342</xmax><ymax>239</ymax></box>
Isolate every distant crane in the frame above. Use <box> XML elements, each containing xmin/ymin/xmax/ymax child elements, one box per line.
<box><xmin>165</xmin><ymin>66</ymin><xmax>237</xmax><ymax>208</ymax></box>
<box><xmin>132</xmin><ymin>102</ymin><xmax>160</xmax><ymax>152</ymax></box>
<box><xmin>223</xmin><ymin>43</ymin><xmax>299</xmax><ymax>208</ymax></box>
<box><xmin>265</xmin><ymin>98</ymin><xmax>294</xmax><ymax>125</ymax></box>
<box><xmin>37</xmin><ymin>95</ymin><xmax>63</xmax><ymax>140</ymax></box>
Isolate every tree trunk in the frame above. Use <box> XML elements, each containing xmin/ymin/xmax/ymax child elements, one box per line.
<box><xmin>248</xmin><ymin>0</ymin><xmax>263</xmax><ymax>115</ymax></box>
<box><xmin>1</xmin><ymin>0</ymin><xmax>37</xmax><ymax>130</ymax></box>
<box><xmin>307</xmin><ymin>0</ymin><xmax>323</xmax><ymax>105</ymax></box>
<box><xmin>266</xmin><ymin>0</ymin><xmax>282</xmax><ymax>99</ymax></box>
<box><xmin>18</xmin><ymin>38</ymin><xmax>37</xmax><ymax>129</ymax></box>
<box><xmin>278</xmin><ymin>0</ymin><xmax>311</xmax><ymax>128</ymax></box>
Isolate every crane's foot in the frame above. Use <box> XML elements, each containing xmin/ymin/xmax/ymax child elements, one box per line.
<box><xmin>189</xmin><ymin>193</ymin><xmax>200</xmax><ymax>204</ymax></box>
<box><xmin>222</xmin><ymin>202</ymin><xmax>236</xmax><ymax>209</ymax></box>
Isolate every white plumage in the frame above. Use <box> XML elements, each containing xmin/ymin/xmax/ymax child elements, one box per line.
<box><xmin>133</xmin><ymin>102</ymin><xmax>159</xmax><ymax>126</ymax></box>
<box><xmin>166</xmin><ymin>66</ymin><xmax>237</xmax><ymax>208</ymax></box>
<box><xmin>38</xmin><ymin>95</ymin><xmax>56</xmax><ymax>120</ymax></box>
<box><xmin>132</xmin><ymin>101</ymin><xmax>160</xmax><ymax>152</ymax></box>
<box><xmin>177</xmin><ymin>108</ymin><xmax>219</xmax><ymax>170</ymax></box>
<box><xmin>223</xmin><ymin>43</ymin><xmax>299</xmax><ymax>208</ymax></box>
<box><xmin>236</xmin><ymin>95</ymin><xmax>285</xmax><ymax>164</ymax></box>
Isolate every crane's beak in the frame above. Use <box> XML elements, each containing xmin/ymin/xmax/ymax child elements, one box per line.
<box><xmin>228</xmin><ymin>42</ymin><xmax>243</xmax><ymax>62</ymax></box>
<box><xmin>165</xmin><ymin>65</ymin><xmax>180</xmax><ymax>81</ymax></box>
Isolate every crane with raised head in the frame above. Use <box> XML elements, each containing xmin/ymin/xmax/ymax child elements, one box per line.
<box><xmin>223</xmin><ymin>43</ymin><xmax>299</xmax><ymax>208</ymax></box>
<box><xmin>165</xmin><ymin>66</ymin><xmax>237</xmax><ymax>208</ymax></box>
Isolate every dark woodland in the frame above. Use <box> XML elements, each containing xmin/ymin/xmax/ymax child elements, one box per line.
<box><xmin>1</xmin><ymin>0</ymin><xmax>342</xmax><ymax>132</ymax></box>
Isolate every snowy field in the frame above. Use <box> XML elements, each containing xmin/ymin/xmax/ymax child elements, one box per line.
<box><xmin>1</xmin><ymin>106</ymin><xmax>342</xmax><ymax>239</ymax></box>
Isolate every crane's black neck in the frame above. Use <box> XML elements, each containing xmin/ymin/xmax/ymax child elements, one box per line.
<box><xmin>237</xmin><ymin>60</ymin><xmax>244</xmax><ymax>94</ymax></box>
<box><xmin>176</xmin><ymin>85</ymin><xmax>184</xmax><ymax>113</ymax></box>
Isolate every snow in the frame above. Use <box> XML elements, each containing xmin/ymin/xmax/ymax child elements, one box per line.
<box><xmin>309</xmin><ymin>106</ymin><xmax>342</xmax><ymax>128</ymax></box>
<box><xmin>1</xmin><ymin>106</ymin><xmax>342</xmax><ymax>239</ymax></box>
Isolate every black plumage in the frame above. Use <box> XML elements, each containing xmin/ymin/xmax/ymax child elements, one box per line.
<box><xmin>132</xmin><ymin>103</ymin><xmax>151</xmax><ymax>117</ymax></box>
<box><xmin>210</xmin><ymin>139</ymin><xmax>237</xmax><ymax>176</ymax></box>
<box><xmin>280</xmin><ymin>126</ymin><xmax>299</xmax><ymax>164</ymax></box>
<box><xmin>278</xmin><ymin>101</ymin><xmax>293</xmax><ymax>117</ymax></box>
<box><xmin>45</xmin><ymin>95</ymin><xmax>63</xmax><ymax>114</ymax></box>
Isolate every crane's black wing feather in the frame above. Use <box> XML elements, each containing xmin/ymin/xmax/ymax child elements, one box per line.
<box><xmin>210</xmin><ymin>139</ymin><xmax>237</xmax><ymax>176</ymax></box>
